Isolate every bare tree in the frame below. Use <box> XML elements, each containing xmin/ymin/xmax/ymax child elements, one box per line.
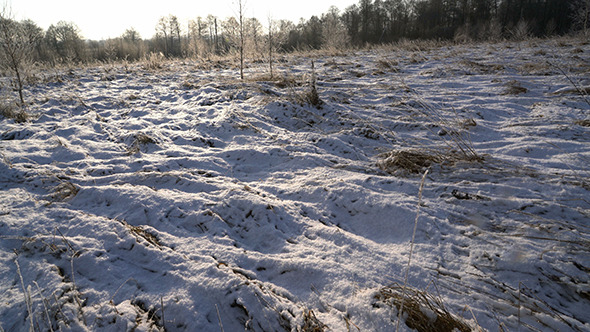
<box><xmin>188</xmin><ymin>17</ymin><xmax>207</xmax><ymax>58</ymax></box>
<box><xmin>156</xmin><ymin>17</ymin><xmax>169</xmax><ymax>56</ymax></box>
<box><xmin>206</xmin><ymin>15</ymin><xmax>219</xmax><ymax>54</ymax></box>
<box><xmin>155</xmin><ymin>15</ymin><xmax>182</xmax><ymax>57</ymax></box>
<box><xmin>266</xmin><ymin>18</ymin><xmax>292</xmax><ymax>78</ymax></box>
<box><xmin>121</xmin><ymin>28</ymin><xmax>143</xmax><ymax>61</ymax></box>
<box><xmin>45</xmin><ymin>21</ymin><xmax>85</xmax><ymax>63</ymax></box>
<box><xmin>268</xmin><ymin>15</ymin><xmax>275</xmax><ymax>78</ymax></box>
<box><xmin>169</xmin><ymin>15</ymin><xmax>182</xmax><ymax>56</ymax></box>
<box><xmin>222</xmin><ymin>16</ymin><xmax>240</xmax><ymax>52</ymax></box>
<box><xmin>0</xmin><ymin>5</ymin><xmax>35</xmax><ymax>109</ymax></box>
<box><xmin>246</xmin><ymin>17</ymin><xmax>263</xmax><ymax>59</ymax></box>
<box><xmin>321</xmin><ymin>6</ymin><xmax>349</xmax><ymax>50</ymax></box>
<box><xmin>236</xmin><ymin>0</ymin><xmax>245</xmax><ymax>79</ymax></box>
<box><xmin>573</xmin><ymin>0</ymin><xmax>590</xmax><ymax>37</ymax></box>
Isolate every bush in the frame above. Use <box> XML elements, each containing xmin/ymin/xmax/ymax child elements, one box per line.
<box><xmin>0</xmin><ymin>98</ymin><xmax>27</xmax><ymax>123</ymax></box>
<box><xmin>142</xmin><ymin>52</ymin><xmax>165</xmax><ymax>70</ymax></box>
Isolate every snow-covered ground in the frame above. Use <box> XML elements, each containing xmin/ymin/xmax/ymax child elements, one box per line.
<box><xmin>1</xmin><ymin>38</ymin><xmax>589</xmax><ymax>331</ymax></box>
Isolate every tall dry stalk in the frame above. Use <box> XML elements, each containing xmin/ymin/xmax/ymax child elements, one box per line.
<box><xmin>396</xmin><ymin>169</ymin><xmax>428</xmax><ymax>332</ymax></box>
<box><xmin>404</xmin><ymin>86</ymin><xmax>482</xmax><ymax>163</ymax></box>
<box><xmin>216</xmin><ymin>304</ymin><xmax>225</xmax><ymax>332</ymax></box>
<box><xmin>15</xmin><ymin>259</ymin><xmax>35</xmax><ymax>332</ymax></box>
<box><xmin>237</xmin><ymin>0</ymin><xmax>245</xmax><ymax>80</ymax></box>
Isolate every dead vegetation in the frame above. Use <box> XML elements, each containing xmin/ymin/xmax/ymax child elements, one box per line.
<box><xmin>460</xmin><ymin>60</ymin><xmax>504</xmax><ymax>74</ymax></box>
<box><xmin>142</xmin><ymin>52</ymin><xmax>165</xmax><ymax>71</ymax></box>
<box><xmin>377</xmin><ymin>141</ymin><xmax>485</xmax><ymax>174</ymax></box>
<box><xmin>377</xmin><ymin>149</ymin><xmax>443</xmax><ymax>174</ymax></box>
<box><xmin>0</xmin><ymin>97</ymin><xmax>27</xmax><ymax>122</ymax></box>
<box><xmin>119</xmin><ymin>219</ymin><xmax>162</xmax><ymax>249</ymax></box>
<box><xmin>127</xmin><ymin>133</ymin><xmax>157</xmax><ymax>154</ymax></box>
<box><xmin>376</xmin><ymin>58</ymin><xmax>399</xmax><ymax>72</ymax></box>
<box><xmin>375</xmin><ymin>283</ymin><xmax>472</xmax><ymax>332</ymax></box>
<box><xmin>552</xmin><ymin>86</ymin><xmax>590</xmax><ymax>96</ymax></box>
<box><xmin>285</xmin><ymin>61</ymin><xmax>323</xmax><ymax>109</ymax></box>
<box><xmin>519</xmin><ymin>61</ymin><xmax>553</xmax><ymax>75</ymax></box>
<box><xmin>301</xmin><ymin>309</ymin><xmax>327</xmax><ymax>332</ymax></box>
<box><xmin>305</xmin><ymin>61</ymin><xmax>322</xmax><ymax>108</ymax></box>
<box><xmin>50</xmin><ymin>181</ymin><xmax>79</xmax><ymax>201</ymax></box>
<box><xmin>247</xmin><ymin>72</ymin><xmax>300</xmax><ymax>90</ymax></box>
<box><xmin>574</xmin><ymin>119</ymin><xmax>590</xmax><ymax>127</ymax></box>
<box><xmin>2</xmin><ymin>36</ymin><xmax>588</xmax><ymax>331</ymax></box>
<box><xmin>503</xmin><ymin>80</ymin><xmax>528</xmax><ymax>95</ymax></box>
<box><xmin>397</xmin><ymin>90</ymin><xmax>483</xmax><ymax>166</ymax></box>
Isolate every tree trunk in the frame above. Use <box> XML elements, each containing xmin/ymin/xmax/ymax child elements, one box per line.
<box><xmin>239</xmin><ymin>0</ymin><xmax>245</xmax><ymax>80</ymax></box>
<box><xmin>268</xmin><ymin>20</ymin><xmax>273</xmax><ymax>79</ymax></box>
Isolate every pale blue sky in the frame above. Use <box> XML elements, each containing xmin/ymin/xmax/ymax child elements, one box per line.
<box><xmin>8</xmin><ymin>0</ymin><xmax>357</xmax><ymax>40</ymax></box>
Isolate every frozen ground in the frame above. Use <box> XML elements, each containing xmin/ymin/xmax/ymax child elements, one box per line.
<box><xmin>1</xmin><ymin>38</ymin><xmax>589</xmax><ymax>331</ymax></box>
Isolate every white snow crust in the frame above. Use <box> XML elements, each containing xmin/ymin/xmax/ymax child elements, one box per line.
<box><xmin>1</xmin><ymin>38</ymin><xmax>589</xmax><ymax>331</ymax></box>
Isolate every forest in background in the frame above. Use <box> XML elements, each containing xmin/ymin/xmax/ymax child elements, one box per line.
<box><xmin>0</xmin><ymin>0</ymin><xmax>588</xmax><ymax>66</ymax></box>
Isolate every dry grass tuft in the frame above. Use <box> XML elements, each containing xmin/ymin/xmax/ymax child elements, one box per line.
<box><xmin>301</xmin><ymin>309</ymin><xmax>327</xmax><ymax>332</ymax></box>
<box><xmin>180</xmin><ymin>80</ymin><xmax>200</xmax><ymax>90</ymax></box>
<box><xmin>50</xmin><ymin>181</ymin><xmax>79</xmax><ymax>201</ymax></box>
<box><xmin>127</xmin><ymin>133</ymin><xmax>157</xmax><ymax>154</ymax></box>
<box><xmin>272</xmin><ymin>76</ymin><xmax>299</xmax><ymax>89</ymax></box>
<box><xmin>377</xmin><ymin>144</ymin><xmax>483</xmax><ymax>174</ymax></box>
<box><xmin>574</xmin><ymin>119</ymin><xmax>590</xmax><ymax>127</ymax></box>
<box><xmin>304</xmin><ymin>83</ymin><xmax>322</xmax><ymax>108</ymax></box>
<box><xmin>461</xmin><ymin>60</ymin><xmax>504</xmax><ymax>74</ymax></box>
<box><xmin>286</xmin><ymin>62</ymin><xmax>323</xmax><ymax>109</ymax></box>
<box><xmin>520</xmin><ymin>62</ymin><xmax>552</xmax><ymax>75</ymax></box>
<box><xmin>552</xmin><ymin>86</ymin><xmax>590</xmax><ymax>96</ymax></box>
<box><xmin>0</xmin><ymin>99</ymin><xmax>28</xmax><ymax>123</ymax></box>
<box><xmin>120</xmin><ymin>219</ymin><xmax>162</xmax><ymax>248</ymax></box>
<box><xmin>376</xmin><ymin>58</ymin><xmax>399</xmax><ymax>72</ymax></box>
<box><xmin>305</xmin><ymin>61</ymin><xmax>322</xmax><ymax>108</ymax></box>
<box><xmin>247</xmin><ymin>73</ymin><xmax>300</xmax><ymax>90</ymax></box>
<box><xmin>503</xmin><ymin>81</ymin><xmax>528</xmax><ymax>95</ymax></box>
<box><xmin>376</xmin><ymin>283</ymin><xmax>472</xmax><ymax>332</ymax></box>
<box><xmin>377</xmin><ymin>149</ymin><xmax>443</xmax><ymax>174</ymax></box>
<box><xmin>136</xmin><ymin>133</ymin><xmax>156</xmax><ymax>145</ymax></box>
<box><xmin>142</xmin><ymin>52</ymin><xmax>165</xmax><ymax>70</ymax></box>
<box><xmin>400</xmin><ymin>91</ymin><xmax>483</xmax><ymax>164</ymax></box>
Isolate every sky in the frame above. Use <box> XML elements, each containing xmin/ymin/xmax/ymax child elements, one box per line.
<box><xmin>8</xmin><ymin>0</ymin><xmax>358</xmax><ymax>41</ymax></box>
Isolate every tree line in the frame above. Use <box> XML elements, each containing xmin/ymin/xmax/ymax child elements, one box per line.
<box><xmin>1</xmin><ymin>0</ymin><xmax>588</xmax><ymax>66</ymax></box>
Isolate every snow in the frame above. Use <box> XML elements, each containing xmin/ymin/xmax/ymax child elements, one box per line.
<box><xmin>1</xmin><ymin>38</ymin><xmax>589</xmax><ymax>331</ymax></box>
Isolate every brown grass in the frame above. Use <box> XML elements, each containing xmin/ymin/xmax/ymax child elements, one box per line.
<box><xmin>119</xmin><ymin>219</ymin><xmax>162</xmax><ymax>248</ymax></box>
<box><xmin>503</xmin><ymin>81</ymin><xmax>528</xmax><ymax>95</ymax></box>
<box><xmin>247</xmin><ymin>73</ymin><xmax>300</xmax><ymax>89</ymax></box>
<box><xmin>401</xmin><ymin>92</ymin><xmax>483</xmax><ymax>164</ymax></box>
<box><xmin>50</xmin><ymin>181</ymin><xmax>79</xmax><ymax>201</ymax></box>
<box><xmin>284</xmin><ymin>62</ymin><xmax>323</xmax><ymax>109</ymax></box>
<box><xmin>142</xmin><ymin>52</ymin><xmax>165</xmax><ymax>70</ymax></box>
<box><xmin>0</xmin><ymin>100</ymin><xmax>28</xmax><ymax>123</ymax></box>
<box><xmin>520</xmin><ymin>62</ymin><xmax>552</xmax><ymax>75</ymax></box>
<box><xmin>127</xmin><ymin>133</ymin><xmax>157</xmax><ymax>154</ymax></box>
<box><xmin>376</xmin><ymin>283</ymin><xmax>472</xmax><ymax>332</ymax></box>
<box><xmin>552</xmin><ymin>86</ymin><xmax>590</xmax><ymax>96</ymax></box>
<box><xmin>377</xmin><ymin>149</ymin><xmax>443</xmax><ymax>174</ymax></box>
<box><xmin>461</xmin><ymin>60</ymin><xmax>504</xmax><ymax>74</ymax></box>
<box><xmin>301</xmin><ymin>309</ymin><xmax>326</xmax><ymax>332</ymax></box>
<box><xmin>376</xmin><ymin>58</ymin><xmax>399</xmax><ymax>72</ymax></box>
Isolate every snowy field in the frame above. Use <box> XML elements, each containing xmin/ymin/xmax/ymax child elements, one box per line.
<box><xmin>1</xmin><ymin>38</ymin><xmax>589</xmax><ymax>331</ymax></box>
